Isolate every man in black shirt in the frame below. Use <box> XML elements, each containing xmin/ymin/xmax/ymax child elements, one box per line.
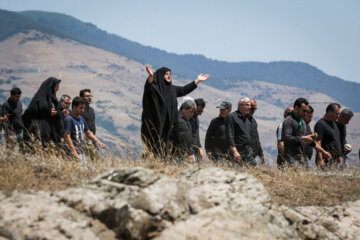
<box><xmin>314</xmin><ymin>103</ymin><xmax>342</xmax><ymax>168</ymax></box>
<box><xmin>282</xmin><ymin>98</ymin><xmax>317</xmax><ymax>166</ymax></box>
<box><xmin>248</xmin><ymin>98</ymin><xmax>265</xmax><ymax>165</ymax></box>
<box><xmin>189</xmin><ymin>98</ymin><xmax>206</xmax><ymax>161</ymax></box>
<box><xmin>79</xmin><ymin>89</ymin><xmax>96</xmax><ymax>135</ymax></box>
<box><xmin>226</xmin><ymin>97</ymin><xmax>255</xmax><ymax>166</ymax></box>
<box><xmin>276</xmin><ymin>106</ymin><xmax>293</xmax><ymax>167</ymax></box>
<box><xmin>336</xmin><ymin>108</ymin><xmax>353</xmax><ymax>165</ymax></box>
<box><xmin>1</xmin><ymin>88</ymin><xmax>24</xmax><ymax>144</ymax></box>
<box><xmin>173</xmin><ymin>99</ymin><xmax>196</xmax><ymax>163</ymax></box>
<box><xmin>205</xmin><ymin>101</ymin><xmax>232</xmax><ymax>162</ymax></box>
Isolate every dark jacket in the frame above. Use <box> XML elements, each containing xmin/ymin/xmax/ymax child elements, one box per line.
<box><xmin>225</xmin><ymin>110</ymin><xmax>252</xmax><ymax>148</ymax></box>
<box><xmin>189</xmin><ymin>116</ymin><xmax>201</xmax><ymax>153</ymax></box>
<box><xmin>173</xmin><ymin>112</ymin><xmax>193</xmax><ymax>156</ymax></box>
<box><xmin>205</xmin><ymin>115</ymin><xmax>229</xmax><ymax>159</ymax></box>
<box><xmin>81</xmin><ymin>105</ymin><xmax>96</xmax><ymax>135</ymax></box>
<box><xmin>1</xmin><ymin>98</ymin><xmax>23</xmax><ymax>134</ymax></box>
<box><xmin>248</xmin><ymin>116</ymin><xmax>264</xmax><ymax>158</ymax></box>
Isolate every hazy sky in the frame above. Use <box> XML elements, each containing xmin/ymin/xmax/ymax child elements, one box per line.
<box><xmin>1</xmin><ymin>0</ymin><xmax>359</xmax><ymax>83</ymax></box>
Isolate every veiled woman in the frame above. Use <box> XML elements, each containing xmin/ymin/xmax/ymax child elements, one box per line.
<box><xmin>141</xmin><ymin>66</ymin><xmax>209</xmax><ymax>156</ymax></box>
<box><xmin>22</xmin><ymin>77</ymin><xmax>63</xmax><ymax>147</ymax></box>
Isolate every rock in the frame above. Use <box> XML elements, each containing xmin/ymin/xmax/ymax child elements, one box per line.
<box><xmin>1</xmin><ymin>167</ymin><xmax>360</xmax><ymax>240</ymax></box>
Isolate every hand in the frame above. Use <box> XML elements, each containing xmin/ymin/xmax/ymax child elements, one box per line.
<box><xmin>62</xmin><ymin>109</ymin><xmax>70</xmax><ymax>117</ymax></box>
<box><xmin>50</xmin><ymin>108</ymin><xmax>57</xmax><ymax>116</ymax></box>
<box><xmin>98</xmin><ymin>142</ymin><xmax>106</xmax><ymax>149</ymax></box>
<box><xmin>2</xmin><ymin>115</ymin><xmax>9</xmax><ymax>121</ymax></box>
<box><xmin>233</xmin><ymin>150</ymin><xmax>241</xmax><ymax>163</ymax></box>
<box><xmin>338</xmin><ymin>157</ymin><xmax>343</xmax><ymax>165</ymax></box>
<box><xmin>261</xmin><ymin>156</ymin><xmax>265</xmax><ymax>165</ymax></box>
<box><xmin>146</xmin><ymin>66</ymin><xmax>154</xmax><ymax>83</ymax></box>
<box><xmin>195</xmin><ymin>74</ymin><xmax>210</xmax><ymax>85</ymax></box>
<box><xmin>198</xmin><ymin>148</ymin><xmax>205</xmax><ymax>161</ymax></box>
<box><xmin>318</xmin><ymin>159</ymin><xmax>325</xmax><ymax>169</ymax></box>
<box><xmin>323</xmin><ymin>151</ymin><xmax>332</xmax><ymax>160</ymax></box>
<box><xmin>302</xmin><ymin>135</ymin><xmax>314</xmax><ymax>145</ymax></box>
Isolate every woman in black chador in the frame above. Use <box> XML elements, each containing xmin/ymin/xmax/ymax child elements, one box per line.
<box><xmin>22</xmin><ymin>77</ymin><xmax>63</xmax><ymax>147</ymax></box>
<box><xmin>141</xmin><ymin>66</ymin><xmax>209</xmax><ymax>156</ymax></box>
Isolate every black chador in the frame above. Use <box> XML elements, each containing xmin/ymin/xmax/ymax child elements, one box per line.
<box><xmin>22</xmin><ymin>77</ymin><xmax>63</xmax><ymax>146</ymax></box>
<box><xmin>141</xmin><ymin>67</ymin><xmax>197</xmax><ymax>154</ymax></box>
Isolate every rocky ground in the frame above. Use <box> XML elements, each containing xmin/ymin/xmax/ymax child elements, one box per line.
<box><xmin>1</xmin><ymin>167</ymin><xmax>359</xmax><ymax>240</ymax></box>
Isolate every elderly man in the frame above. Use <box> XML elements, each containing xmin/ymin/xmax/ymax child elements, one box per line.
<box><xmin>205</xmin><ymin>101</ymin><xmax>232</xmax><ymax>162</ymax></box>
<box><xmin>336</xmin><ymin>108</ymin><xmax>353</xmax><ymax>165</ymax></box>
<box><xmin>59</xmin><ymin>94</ymin><xmax>72</xmax><ymax>118</ymax></box>
<box><xmin>189</xmin><ymin>98</ymin><xmax>206</xmax><ymax>161</ymax></box>
<box><xmin>225</xmin><ymin>97</ymin><xmax>255</xmax><ymax>166</ymax></box>
<box><xmin>314</xmin><ymin>103</ymin><xmax>342</xmax><ymax>168</ymax></box>
<box><xmin>282</xmin><ymin>98</ymin><xmax>318</xmax><ymax>167</ymax></box>
<box><xmin>248</xmin><ymin>98</ymin><xmax>265</xmax><ymax>165</ymax></box>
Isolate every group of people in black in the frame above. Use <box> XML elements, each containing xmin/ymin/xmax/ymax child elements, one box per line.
<box><xmin>1</xmin><ymin>68</ymin><xmax>355</xmax><ymax>168</ymax></box>
<box><xmin>141</xmin><ymin>66</ymin><xmax>354</xmax><ymax>168</ymax></box>
<box><xmin>0</xmin><ymin>77</ymin><xmax>104</xmax><ymax>162</ymax></box>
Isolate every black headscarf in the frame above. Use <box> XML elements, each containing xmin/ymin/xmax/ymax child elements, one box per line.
<box><xmin>141</xmin><ymin>67</ymin><xmax>176</xmax><ymax>153</ymax></box>
<box><xmin>23</xmin><ymin>77</ymin><xmax>62</xmax><ymax>145</ymax></box>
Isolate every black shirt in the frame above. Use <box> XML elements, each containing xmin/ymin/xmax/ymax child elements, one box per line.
<box><xmin>225</xmin><ymin>110</ymin><xmax>251</xmax><ymax>148</ymax></box>
<box><xmin>281</xmin><ymin>112</ymin><xmax>308</xmax><ymax>159</ymax></box>
<box><xmin>1</xmin><ymin>98</ymin><xmax>23</xmax><ymax>133</ymax></box>
<box><xmin>314</xmin><ymin>118</ymin><xmax>341</xmax><ymax>157</ymax></box>
<box><xmin>248</xmin><ymin>116</ymin><xmax>264</xmax><ymax>157</ymax></box>
<box><xmin>336</xmin><ymin>122</ymin><xmax>346</xmax><ymax>153</ymax></box>
<box><xmin>81</xmin><ymin>105</ymin><xmax>96</xmax><ymax>135</ymax></box>
<box><xmin>205</xmin><ymin>115</ymin><xmax>229</xmax><ymax>158</ymax></box>
<box><xmin>189</xmin><ymin>116</ymin><xmax>201</xmax><ymax>153</ymax></box>
<box><xmin>304</xmin><ymin>123</ymin><xmax>313</xmax><ymax>160</ymax></box>
<box><xmin>173</xmin><ymin>112</ymin><xmax>193</xmax><ymax>156</ymax></box>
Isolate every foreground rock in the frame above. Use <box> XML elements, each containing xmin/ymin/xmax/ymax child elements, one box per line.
<box><xmin>0</xmin><ymin>167</ymin><xmax>359</xmax><ymax>239</ymax></box>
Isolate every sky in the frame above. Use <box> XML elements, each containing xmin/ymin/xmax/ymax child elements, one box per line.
<box><xmin>1</xmin><ymin>0</ymin><xmax>359</xmax><ymax>83</ymax></box>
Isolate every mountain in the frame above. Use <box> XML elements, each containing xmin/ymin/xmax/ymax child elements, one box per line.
<box><xmin>11</xmin><ymin>10</ymin><xmax>360</xmax><ymax>112</ymax></box>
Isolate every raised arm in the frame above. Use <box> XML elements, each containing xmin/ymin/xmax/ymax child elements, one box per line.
<box><xmin>146</xmin><ymin>66</ymin><xmax>154</xmax><ymax>84</ymax></box>
<box><xmin>194</xmin><ymin>74</ymin><xmax>210</xmax><ymax>85</ymax></box>
<box><xmin>85</xmin><ymin>130</ymin><xmax>105</xmax><ymax>149</ymax></box>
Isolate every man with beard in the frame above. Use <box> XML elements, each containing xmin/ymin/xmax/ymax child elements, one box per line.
<box><xmin>79</xmin><ymin>89</ymin><xmax>96</xmax><ymax>135</ymax></box>
<box><xmin>248</xmin><ymin>98</ymin><xmax>265</xmax><ymax>165</ymax></box>
<box><xmin>225</xmin><ymin>97</ymin><xmax>255</xmax><ymax>166</ymax></box>
<box><xmin>205</xmin><ymin>101</ymin><xmax>232</xmax><ymax>162</ymax></box>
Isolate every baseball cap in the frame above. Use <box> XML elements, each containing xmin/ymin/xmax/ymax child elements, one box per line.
<box><xmin>217</xmin><ymin>101</ymin><xmax>232</xmax><ymax>110</ymax></box>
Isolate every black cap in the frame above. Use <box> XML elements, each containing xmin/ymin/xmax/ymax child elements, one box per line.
<box><xmin>217</xmin><ymin>101</ymin><xmax>232</xmax><ymax>110</ymax></box>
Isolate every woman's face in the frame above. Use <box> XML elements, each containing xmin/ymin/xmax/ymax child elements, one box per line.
<box><xmin>53</xmin><ymin>83</ymin><xmax>60</xmax><ymax>93</ymax></box>
<box><xmin>164</xmin><ymin>71</ymin><xmax>171</xmax><ymax>83</ymax></box>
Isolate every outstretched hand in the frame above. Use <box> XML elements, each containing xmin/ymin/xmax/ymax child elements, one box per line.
<box><xmin>195</xmin><ymin>74</ymin><xmax>210</xmax><ymax>85</ymax></box>
<box><xmin>146</xmin><ymin>66</ymin><xmax>154</xmax><ymax>83</ymax></box>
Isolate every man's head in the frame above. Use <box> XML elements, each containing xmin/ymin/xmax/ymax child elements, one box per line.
<box><xmin>79</xmin><ymin>89</ymin><xmax>92</xmax><ymax>105</ymax></box>
<box><xmin>248</xmin><ymin>98</ymin><xmax>257</xmax><ymax>117</ymax></box>
<box><xmin>193</xmin><ymin>98</ymin><xmax>206</xmax><ymax>117</ymax></box>
<box><xmin>238</xmin><ymin>97</ymin><xmax>251</xmax><ymax>116</ymax></box>
<box><xmin>293</xmin><ymin>98</ymin><xmax>309</xmax><ymax>118</ymax></box>
<box><xmin>303</xmin><ymin>105</ymin><xmax>314</xmax><ymax>124</ymax></box>
<box><xmin>179</xmin><ymin>99</ymin><xmax>196</xmax><ymax>120</ymax></box>
<box><xmin>325</xmin><ymin>103</ymin><xmax>341</xmax><ymax>122</ymax></box>
<box><xmin>71</xmin><ymin>97</ymin><xmax>86</xmax><ymax>116</ymax></box>
<box><xmin>337</xmin><ymin>108</ymin><xmax>353</xmax><ymax>125</ymax></box>
<box><xmin>284</xmin><ymin>106</ymin><xmax>294</xmax><ymax>119</ymax></box>
<box><xmin>10</xmin><ymin>87</ymin><xmax>22</xmax><ymax>103</ymax></box>
<box><xmin>59</xmin><ymin>94</ymin><xmax>72</xmax><ymax>110</ymax></box>
<box><xmin>217</xmin><ymin>101</ymin><xmax>232</xmax><ymax>118</ymax></box>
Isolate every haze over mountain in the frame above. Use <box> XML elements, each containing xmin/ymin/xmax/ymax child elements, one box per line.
<box><xmin>0</xmin><ymin>9</ymin><xmax>359</xmax><ymax>164</ymax></box>
<box><xmin>0</xmin><ymin>9</ymin><xmax>359</xmax><ymax>111</ymax></box>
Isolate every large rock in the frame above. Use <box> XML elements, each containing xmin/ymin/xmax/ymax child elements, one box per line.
<box><xmin>1</xmin><ymin>167</ymin><xmax>360</xmax><ymax>239</ymax></box>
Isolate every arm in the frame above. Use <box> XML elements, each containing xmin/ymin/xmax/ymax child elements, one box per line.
<box><xmin>175</xmin><ymin>73</ymin><xmax>210</xmax><ymax>97</ymax></box>
<box><xmin>64</xmin><ymin>133</ymin><xmax>79</xmax><ymax>160</ymax></box>
<box><xmin>225</xmin><ymin>115</ymin><xmax>241</xmax><ymax>162</ymax></box>
<box><xmin>146</xmin><ymin>66</ymin><xmax>154</xmax><ymax>84</ymax></box>
<box><xmin>85</xmin><ymin>130</ymin><xmax>105</xmax><ymax>149</ymax></box>
<box><xmin>278</xmin><ymin>141</ymin><xmax>285</xmax><ymax>155</ymax></box>
<box><xmin>315</xmin><ymin>139</ymin><xmax>325</xmax><ymax>168</ymax></box>
<box><xmin>205</xmin><ymin>120</ymin><xmax>215</xmax><ymax>154</ymax></box>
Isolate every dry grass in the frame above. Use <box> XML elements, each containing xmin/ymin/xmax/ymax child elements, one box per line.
<box><xmin>1</xmin><ymin>144</ymin><xmax>360</xmax><ymax>207</ymax></box>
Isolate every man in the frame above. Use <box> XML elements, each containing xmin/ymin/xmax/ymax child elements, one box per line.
<box><xmin>205</xmin><ymin>101</ymin><xmax>232</xmax><ymax>162</ymax></box>
<box><xmin>248</xmin><ymin>98</ymin><xmax>265</xmax><ymax>165</ymax></box>
<box><xmin>336</xmin><ymin>108</ymin><xmax>353</xmax><ymax>165</ymax></box>
<box><xmin>64</xmin><ymin>97</ymin><xmax>105</xmax><ymax>161</ymax></box>
<box><xmin>282</xmin><ymin>98</ymin><xmax>317</xmax><ymax>166</ymax></box>
<box><xmin>225</xmin><ymin>97</ymin><xmax>255</xmax><ymax>166</ymax></box>
<box><xmin>1</xmin><ymin>87</ymin><xmax>24</xmax><ymax>143</ymax></box>
<box><xmin>59</xmin><ymin>94</ymin><xmax>72</xmax><ymax>119</ymax></box>
<box><xmin>314</xmin><ymin>103</ymin><xmax>343</xmax><ymax>168</ymax></box>
<box><xmin>173</xmin><ymin>99</ymin><xmax>196</xmax><ymax>162</ymax></box>
<box><xmin>189</xmin><ymin>98</ymin><xmax>206</xmax><ymax>161</ymax></box>
<box><xmin>79</xmin><ymin>89</ymin><xmax>96</xmax><ymax>135</ymax></box>
<box><xmin>276</xmin><ymin>106</ymin><xmax>293</xmax><ymax>167</ymax></box>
